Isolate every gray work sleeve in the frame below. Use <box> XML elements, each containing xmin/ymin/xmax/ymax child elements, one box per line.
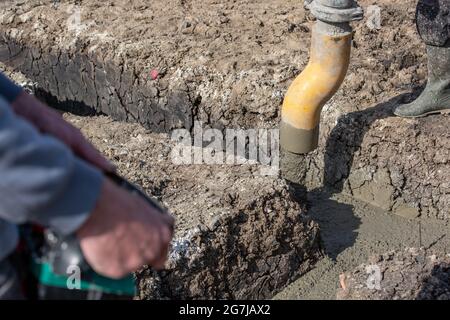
<box><xmin>0</xmin><ymin>96</ymin><xmax>103</xmax><ymax>237</ymax></box>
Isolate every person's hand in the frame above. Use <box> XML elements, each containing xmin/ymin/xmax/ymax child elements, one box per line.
<box><xmin>11</xmin><ymin>91</ymin><xmax>115</xmax><ymax>172</ymax></box>
<box><xmin>76</xmin><ymin>178</ymin><xmax>175</xmax><ymax>279</ymax></box>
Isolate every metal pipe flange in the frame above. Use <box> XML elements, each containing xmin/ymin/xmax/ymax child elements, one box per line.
<box><xmin>305</xmin><ymin>0</ymin><xmax>364</xmax><ymax>23</ymax></box>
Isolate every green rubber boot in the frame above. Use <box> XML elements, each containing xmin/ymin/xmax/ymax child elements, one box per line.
<box><xmin>394</xmin><ymin>45</ymin><xmax>450</xmax><ymax>118</ymax></box>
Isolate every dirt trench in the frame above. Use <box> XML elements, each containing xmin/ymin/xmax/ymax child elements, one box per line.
<box><xmin>1</xmin><ymin>0</ymin><xmax>448</xmax><ymax>221</ymax></box>
<box><xmin>0</xmin><ymin>0</ymin><xmax>449</xmax><ymax>300</ymax></box>
<box><xmin>62</xmin><ymin>114</ymin><xmax>322</xmax><ymax>300</ymax></box>
<box><xmin>1</xmin><ymin>58</ymin><xmax>323</xmax><ymax>299</ymax></box>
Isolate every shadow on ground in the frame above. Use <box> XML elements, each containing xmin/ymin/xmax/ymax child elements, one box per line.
<box><xmin>286</xmin><ymin>92</ymin><xmax>417</xmax><ymax>261</ymax></box>
<box><xmin>323</xmin><ymin>92</ymin><xmax>415</xmax><ymax>191</ymax></box>
<box><xmin>304</xmin><ymin>190</ymin><xmax>360</xmax><ymax>261</ymax></box>
<box><xmin>416</xmin><ymin>262</ymin><xmax>450</xmax><ymax>300</ymax></box>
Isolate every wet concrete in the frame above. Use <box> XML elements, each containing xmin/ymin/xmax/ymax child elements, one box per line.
<box><xmin>275</xmin><ymin>191</ymin><xmax>450</xmax><ymax>300</ymax></box>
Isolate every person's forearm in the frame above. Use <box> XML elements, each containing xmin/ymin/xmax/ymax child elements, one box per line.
<box><xmin>0</xmin><ymin>73</ymin><xmax>45</xmax><ymax>127</ymax></box>
<box><xmin>0</xmin><ymin>72</ymin><xmax>114</xmax><ymax>172</ymax></box>
<box><xmin>0</xmin><ymin>72</ymin><xmax>63</xmax><ymax>129</ymax></box>
<box><xmin>0</xmin><ymin>96</ymin><xmax>103</xmax><ymax>235</ymax></box>
<box><xmin>10</xmin><ymin>90</ymin><xmax>46</xmax><ymax>124</ymax></box>
<box><xmin>10</xmin><ymin>91</ymin><xmax>65</xmax><ymax>134</ymax></box>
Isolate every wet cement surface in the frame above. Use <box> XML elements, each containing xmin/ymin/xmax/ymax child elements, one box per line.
<box><xmin>275</xmin><ymin>191</ymin><xmax>450</xmax><ymax>300</ymax></box>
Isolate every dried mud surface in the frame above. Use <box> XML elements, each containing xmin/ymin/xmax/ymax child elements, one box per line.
<box><xmin>337</xmin><ymin>248</ymin><xmax>450</xmax><ymax>300</ymax></box>
<box><xmin>0</xmin><ymin>0</ymin><xmax>430</xmax><ymax>130</ymax></box>
<box><xmin>0</xmin><ymin>0</ymin><xmax>448</xmax><ymax>220</ymax></box>
<box><xmin>1</xmin><ymin>0</ymin><xmax>449</xmax><ymax>300</ymax></box>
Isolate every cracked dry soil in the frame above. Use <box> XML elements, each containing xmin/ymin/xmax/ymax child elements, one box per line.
<box><xmin>0</xmin><ymin>0</ymin><xmax>449</xmax><ymax>300</ymax></box>
<box><xmin>0</xmin><ymin>0</ymin><xmax>448</xmax><ymax>220</ymax></box>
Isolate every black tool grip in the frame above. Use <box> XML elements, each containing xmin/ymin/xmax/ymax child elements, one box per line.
<box><xmin>105</xmin><ymin>172</ymin><xmax>172</xmax><ymax>229</ymax></box>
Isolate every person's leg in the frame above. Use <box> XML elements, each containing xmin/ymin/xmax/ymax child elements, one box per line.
<box><xmin>0</xmin><ymin>220</ymin><xmax>23</xmax><ymax>300</ymax></box>
<box><xmin>0</xmin><ymin>257</ymin><xmax>24</xmax><ymax>300</ymax></box>
<box><xmin>394</xmin><ymin>0</ymin><xmax>450</xmax><ymax>117</ymax></box>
